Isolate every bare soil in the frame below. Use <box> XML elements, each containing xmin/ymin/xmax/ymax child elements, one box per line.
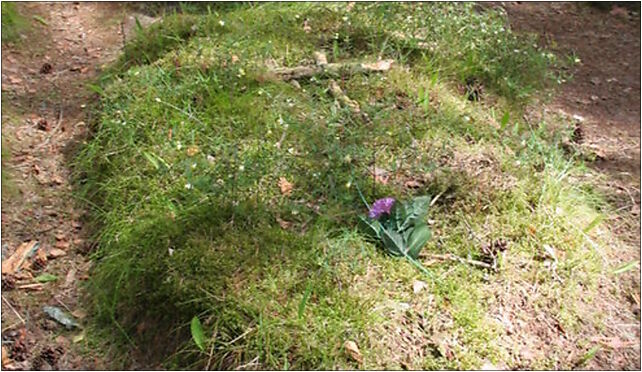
<box><xmin>485</xmin><ymin>2</ymin><xmax>641</xmax><ymax>370</ymax></box>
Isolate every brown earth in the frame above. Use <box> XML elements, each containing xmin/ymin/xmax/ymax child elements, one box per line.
<box><xmin>1</xmin><ymin>2</ymin><xmax>151</xmax><ymax>369</ymax></box>
<box><xmin>484</xmin><ymin>2</ymin><xmax>641</xmax><ymax>370</ymax></box>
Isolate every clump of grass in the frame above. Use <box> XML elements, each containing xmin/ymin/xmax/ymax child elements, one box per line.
<box><xmin>74</xmin><ymin>2</ymin><xmax>617</xmax><ymax>369</ymax></box>
<box><xmin>1</xmin><ymin>2</ymin><xmax>27</xmax><ymax>43</ymax></box>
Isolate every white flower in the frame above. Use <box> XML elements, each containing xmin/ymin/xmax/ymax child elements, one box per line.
<box><xmin>184</xmin><ymin>183</ymin><xmax>192</xmax><ymax>190</ymax></box>
<box><xmin>191</xmin><ymin>163</ymin><xmax>197</xmax><ymax>169</ymax></box>
<box><xmin>176</xmin><ymin>142</ymin><xmax>182</xmax><ymax>150</ymax></box>
<box><xmin>219</xmin><ymin>20</ymin><xmax>225</xmax><ymax>26</ymax></box>
<box><xmin>155</xmin><ymin>97</ymin><xmax>161</xmax><ymax>103</ymax></box>
<box><xmin>238</xmin><ymin>165</ymin><xmax>245</xmax><ymax>171</ymax></box>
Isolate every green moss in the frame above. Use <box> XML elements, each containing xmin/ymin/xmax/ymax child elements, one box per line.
<box><xmin>74</xmin><ymin>2</ymin><xmax>614</xmax><ymax>369</ymax></box>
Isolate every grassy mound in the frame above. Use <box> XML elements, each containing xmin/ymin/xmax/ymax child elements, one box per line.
<box><xmin>75</xmin><ymin>3</ymin><xmax>612</xmax><ymax>369</ymax></box>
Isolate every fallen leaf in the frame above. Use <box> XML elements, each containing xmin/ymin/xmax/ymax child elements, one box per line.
<box><xmin>71</xmin><ymin>309</ymin><xmax>87</xmax><ymax>320</ymax></box>
<box><xmin>51</xmin><ymin>175</ymin><xmax>64</xmax><ymax>185</ymax></box>
<box><xmin>64</xmin><ymin>268</ymin><xmax>76</xmax><ymax>288</ymax></box>
<box><xmin>72</xmin><ymin>333</ymin><xmax>84</xmax><ymax>343</ymax></box>
<box><xmin>55</xmin><ymin>240</ymin><xmax>70</xmax><ymax>250</ymax></box>
<box><xmin>404</xmin><ymin>179</ymin><xmax>422</xmax><ymax>189</ymax></box>
<box><xmin>8</xmin><ymin>76</ymin><xmax>22</xmax><ymax>84</ymax></box>
<box><xmin>278</xmin><ymin>177</ymin><xmax>293</xmax><ymax>196</ymax></box>
<box><xmin>47</xmin><ymin>248</ymin><xmax>67</xmax><ymax>259</ymax></box>
<box><xmin>276</xmin><ymin>216</ymin><xmax>292</xmax><ymax>230</ymax></box>
<box><xmin>412</xmin><ymin>280</ymin><xmax>427</xmax><ymax>294</ymax></box>
<box><xmin>1</xmin><ymin>345</ymin><xmax>11</xmax><ymax>367</ymax></box>
<box><xmin>186</xmin><ymin>145</ymin><xmax>199</xmax><ymax>156</ymax></box>
<box><xmin>343</xmin><ymin>340</ymin><xmax>363</xmax><ymax>363</ymax></box>
<box><xmin>2</xmin><ymin>241</ymin><xmax>39</xmax><ymax>275</ymax></box>
<box><xmin>369</xmin><ymin>167</ymin><xmax>389</xmax><ymax>185</ymax></box>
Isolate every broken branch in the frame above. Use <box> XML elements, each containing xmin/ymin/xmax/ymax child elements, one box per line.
<box><xmin>268</xmin><ymin>52</ymin><xmax>394</xmax><ymax>81</ymax></box>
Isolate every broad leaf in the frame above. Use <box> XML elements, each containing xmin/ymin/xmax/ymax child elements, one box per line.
<box><xmin>407</xmin><ymin>223</ymin><xmax>431</xmax><ymax>258</ymax></box>
<box><xmin>359</xmin><ymin>216</ymin><xmax>382</xmax><ymax>241</ymax></box>
<box><xmin>190</xmin><ymin>316</ymin><xmax>205</xmax><ymax>351</ymax></box>
<box><xmin>401</xmin><ymin>196</ymin><xmax>431</xmax><ymax>230</ymax></box>
<box><xmin>381</xmin><ymin>228</ymin><xmax>404</xmax><ymax>257</ymax></box>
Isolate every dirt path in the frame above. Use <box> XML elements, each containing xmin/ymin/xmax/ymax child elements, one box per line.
<box><xmin>1</xmin><ymin>2</ymin><xmax>142</xmax><ymax>369</ymax></box>
<box><xmin>488</xmin><ymin>2</ymin><xmax>640</xmax><ymax>369</ymax></box>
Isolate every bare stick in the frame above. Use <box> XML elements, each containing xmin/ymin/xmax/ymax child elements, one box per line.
<box><xmin>426</xmin><ymin>253</ymin><xmax>494</xmax><ymax>270</ymax></box>
<box><xmin>267</xmin><ymin>55</ymin><xmax>393</xmax><ymax>81</ymax></box>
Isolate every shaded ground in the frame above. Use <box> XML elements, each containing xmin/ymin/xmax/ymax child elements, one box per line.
<box><xmin>1</xmin><ymin>2</ymin><xmax>149</xmax><ymax>369</ymax></box>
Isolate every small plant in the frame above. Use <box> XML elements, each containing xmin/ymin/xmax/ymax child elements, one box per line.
<box><xmin>359</xmin><ymin>196</ymin><xmax>433</xmax><ymax>276</ymax></box>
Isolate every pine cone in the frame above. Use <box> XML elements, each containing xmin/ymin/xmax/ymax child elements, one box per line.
<box><xmin>2</xmin><ymin>274</ymin><xmax>16</xmax><ymax>291</ymax></box>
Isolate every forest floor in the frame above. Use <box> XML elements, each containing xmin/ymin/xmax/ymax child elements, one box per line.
<box><xmin>1</xmin><ymin>2</ymin><xmax>639</xmax><ymax>370</ymax></box>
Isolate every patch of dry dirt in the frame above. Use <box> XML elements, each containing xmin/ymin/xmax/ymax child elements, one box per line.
<box><xmin>1</xmin><ymin>2</ymin><xmax>149</xmax><ymax>369</ymax></box>
<box><xmin>483</xmin><ymin>2</ymin><xmax>641</xmax><ymax>370</ymax></box>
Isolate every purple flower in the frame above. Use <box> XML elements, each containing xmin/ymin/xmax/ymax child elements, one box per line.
<box><xmin>368</xmin><ymin>197</ymin><xmax>395</xmax><ymax>219</ymax></box>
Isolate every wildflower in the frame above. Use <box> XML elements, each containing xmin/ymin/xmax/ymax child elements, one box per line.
<box><xmin>219</xmin><ymin>20</ymin><xmax>225</xmax><ymax>26</ymax></box>
<box><xmin>368</xmin><ymin>197</ymin><xmax>395</xmax><ymax>219</ymax></box>
<box><xmin>155</xmin><ymin>97</ymin><xmax>161</xmax><ymax>103</ymax></box>
<box><xmin>184</xmin><ymin>183</ymin><xmax>193</xmax><ymax>190</ymax></box>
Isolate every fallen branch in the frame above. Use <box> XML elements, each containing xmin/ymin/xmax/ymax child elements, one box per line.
<box><xmin>268</xmin><ymin>52</ymin><xmax>394</xmax><ymax>81</ymax></box>
<box><xmin>425</xmin><ymin>253</ymin><xmax>495</xmax><ymax>270</ymax></box>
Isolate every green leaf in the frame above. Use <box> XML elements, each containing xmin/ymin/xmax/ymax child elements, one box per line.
<box><xmin>401</xmin><ymin>196</ymin><xmax>431</xmax><ymax>230</ymax></box>
<box><xmin>143</xmin><ymin>151</ymin><xmax>159</xmax><ymax>170</ymax></box>
<box><xmin>391</xmin><ymin>202</ymin><xmax>405</xmax><ymax>231</ymax></box>
<box><xmin>612</xmin><ymin>260</ymin><xmax>637</xmax><ymax>275</ymax></box>
<box><xmin>407</xmin><ymin>224</ymin><xmax>431</xmax><ymax>259</ymax></box>
<box><xmin>34</xmin><ymin>273</ymin><xmax>58</xmax><ymax>283</ymax></box>
<box><xmin>500</xmin><ymin>111</ymin><xmax>510</xmax><ymax>130</ymax></box>
<box><xmin>135</xmin><ymin>17</ymin><xmax>143</xmax><ymax>32</ymax></box>
<box><xmin>381</xmin><ymin>228</ymin><xmax>405</xmax><ymax>257</ymax></box>
<box><xmin>86</xmin><ymin>83</ymin><xmax>104</xmax><ymax>96</ymax></box>
<box><xmin>190</xmin><ymin>316</ymin><xmax>205</xmax><ymax>351</ymax></box>
<box><xmin>298</xmin><ymin>281</ymin><xmax>313</xmax><ymax>319</ymax></box>
<box><xmin>578</xmin><ymin>346</ymin><xmax>600</xmax><ymax>366</ymax></box>
<box><xmin>32</xmin><ymin>15</ymin><xmax>48</xmax><ymax>26</ymax></box>
<box><xmin>583</xmin><ymin>215</ymin><xmax>604</xmax><ymax>234</ymax></box>
<box><xmin>358</xmin><ymin>216</ymin><xmax>382</xmax><ymax>241</ymax></box>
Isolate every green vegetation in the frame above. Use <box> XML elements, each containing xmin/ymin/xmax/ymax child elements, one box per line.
<box><xmin>1</xmin><ymin>2</ymin><xmax>26</xmax><ymax>43</ymax></box>
<box><xmin>74</xmin><ymin>2</ymin><xmax>616</xmax><ymax>369</ymax></box>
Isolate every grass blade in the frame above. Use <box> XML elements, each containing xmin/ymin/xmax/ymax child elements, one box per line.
<box><xmin>612</xmin><ymin>260</ymin><xmax>637</xmax><ymax>275</ymax></box>
<box><xmin>298</xmin><ymin>281</ymin><xmax>313</xmax><ymax>319</ymax></box>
